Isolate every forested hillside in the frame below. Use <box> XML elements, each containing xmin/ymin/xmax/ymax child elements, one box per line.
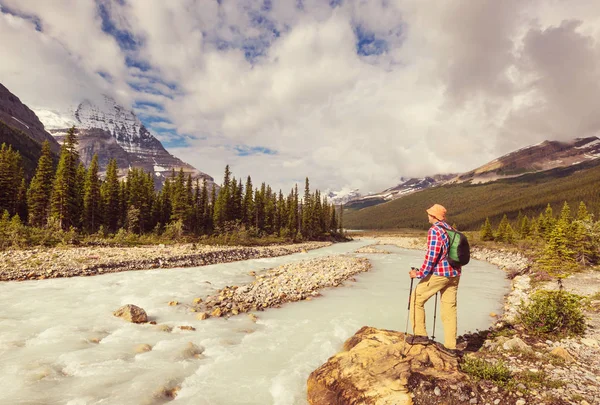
<box><xmin>344</xmin><ymin>159</ymin><xmax>600</xmax><ymax>230</ymax></box>
<box><xmin>0</xmin><ymin>119</ymin><xmax>57</xmax><ymax>179</ymax></box>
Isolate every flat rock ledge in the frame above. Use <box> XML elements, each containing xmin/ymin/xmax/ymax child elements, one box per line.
<box><xmin>307</xmin><ymin>326</ymin><xmax>463</xmax><ymax>405</ymax></box>
<box><xmin>0</xmin><ymin>241</ymin><xmax>330</xmax><ymax>282</ymax></box>
<box><xmin>194</xmin><ymin>256</ymin><xmax>371</xmax><ymax>318</ymax></box>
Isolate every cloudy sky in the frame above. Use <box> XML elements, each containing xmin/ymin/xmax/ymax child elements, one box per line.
<box><xmin>1</xmin><ymin>0</ymin><xmax>600</xmax><ymax>194</ymax></box>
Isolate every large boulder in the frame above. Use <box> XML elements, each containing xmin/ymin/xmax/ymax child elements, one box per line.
<box><xmin>113</xmin><ymin>304</ymin><xmax>148</xmax><ymax>323</ymax></box>
<box><xmin>307</xmin><ymin>326</ymin><xmax>463</xmax><ymax>405</ymax></box>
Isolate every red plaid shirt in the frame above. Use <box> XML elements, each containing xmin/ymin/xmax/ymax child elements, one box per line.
<box><xmin>417</xmin><ymin>221</ymin><xmax>461</xmax><ymax>278</ymax></box>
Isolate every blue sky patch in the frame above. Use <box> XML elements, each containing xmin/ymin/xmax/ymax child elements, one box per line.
<box><xmin>329</xmin><ymin>0</ymin><xmax>343</xmax><ymax>8</ymax></box>
<box><xmin>133</xmin><ymin>101</ymin><xmax>165</xmax><ymax>113</ymax></box>
<box><xmin>97</xmin><ymin>2</ymin><xmax>138</xmax><ymax>51</ymax></box>
<box><xmin>0</xmin><ymin>3</ymin><xmax>43</xmax><ymax>31</ymax></box>
<box><xmin>234</xmin><ymin>145</ymin><xmax>277</xmax><ymax>156</ymax></box>
<box><xmin>354</xmin><ymin>25</ymin><xmax>389</xmax><ymax>56</ymax></box>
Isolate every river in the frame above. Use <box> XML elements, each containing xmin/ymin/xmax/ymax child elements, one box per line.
<box><xmin>0</xmin><ymin>239</ymin><xmax>509</xmax><ymax>405</ymax></box>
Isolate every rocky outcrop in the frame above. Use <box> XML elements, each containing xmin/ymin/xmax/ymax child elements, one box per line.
<box><xmin>307</xmin><ymin>326</ymin><xmax>463</xmax><ymax>405</ymax></box>
<box><xmin>113</xmin><ymin>304</ymin><xmax>148</xmax><ymax>323</ymax></box>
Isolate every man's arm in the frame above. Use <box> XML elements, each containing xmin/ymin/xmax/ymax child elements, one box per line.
<box><xmin>417</xmin><ymin>227</ymin><xmax>441</xmax><ymax>278</ymax></box>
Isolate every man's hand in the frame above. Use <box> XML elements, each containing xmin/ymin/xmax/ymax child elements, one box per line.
<box><xmin>409</xmin><ymin>269</ymin><xmax>418</xmax><ymax>279</ymax></box>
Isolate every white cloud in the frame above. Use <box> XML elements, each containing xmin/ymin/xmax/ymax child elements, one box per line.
<box><xmin>2</xmin><ymin>0</ymin><xmax>600</xmax><ymax>194</ymax></box>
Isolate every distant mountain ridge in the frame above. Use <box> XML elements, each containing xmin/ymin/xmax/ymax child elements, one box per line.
<box><xmin>344</xmin><ymin>174</ymin><xmax>456</xmax><ymax>210</ymax></box>
<box><xmin>39</xmin><ymin>96</ymin><xmax>214</xmax><ymax>188</ymax></box>
<box><xmin>452</xmin><ymin>136</ymin><xmax>600</xmax><ymax>184</ymax></box>
<box><xmin>344</xmin><ymin>136</ymin><xmax>600</xmax><ymax>210</ymax></box>
<box><xmin>344</xmin><ymin>135</ymin><xmax>600</xmax><ymax>230</ymax></box>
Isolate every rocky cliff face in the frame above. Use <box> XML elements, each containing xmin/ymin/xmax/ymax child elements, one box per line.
<box><xmin>0</xmin><ymin>83</ymin><xmax>61</xmax><ymax>154</ymax></box>
<box><xmin>43</xmin><ymin>96</ymin><xmax>214</xmax><ymax>188</ymax></box>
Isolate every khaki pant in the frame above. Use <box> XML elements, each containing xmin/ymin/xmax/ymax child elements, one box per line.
<box><xmin>409</xmin><ymin>274</ymin><xmax>460</xmax><ymax>349</ymax></box>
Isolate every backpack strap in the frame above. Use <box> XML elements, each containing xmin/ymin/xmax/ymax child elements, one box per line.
<box><xmin>431</xmin><ymin>223</ymin><xmax>449</xmax><ymax>268</ymax></box>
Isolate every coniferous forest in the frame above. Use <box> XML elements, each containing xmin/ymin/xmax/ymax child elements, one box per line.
<box><xmin>478</xmin><ymin>201</ymin><xmax>600</xmax><ymax>277</ymax></box>
<box><xmin>0</xmin><ymin>128</ymin><xmax>343</xmax><ymax>249</ymax></box>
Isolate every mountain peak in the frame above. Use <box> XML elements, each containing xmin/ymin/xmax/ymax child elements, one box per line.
<box><xmin>35</xmin><ymin>96</ymin><xmax>214</xmax><ymax>188</ymax></box>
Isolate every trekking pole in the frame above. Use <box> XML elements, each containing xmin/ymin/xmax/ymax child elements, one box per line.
<box><xmin>402</xmin><ymin>269</ymin><xmax>416</xmax><ymax>358</ymax></box>
<box><xmin>431</xmin><ymin>292</ymin><xmax>438</xmax><ymax>341</ymax></box>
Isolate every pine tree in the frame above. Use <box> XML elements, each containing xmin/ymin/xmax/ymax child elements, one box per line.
<box><xmin>82</xmin><ymin>154</ymin><xmax>102</xmax><ymax>233</ymax></box>
<box><xmin>27</xmin><ymin>141</ymin><xmax>55</xmax><ymax>227</ymax></box>
<box><xmin>480</xmin><ymin>217</ymin><xmax>494</xmax><ymax>241</ymax></box>
<box><xmin>302</xmin><ymin>178</ymin><xmax>313</xmax><ymax>239</ymax></box>
<box><xmin>338</xmin><ymin>203</ymin><xmax>344</xmax><ymax>234</ymax></box>
<box><xmin>242</xmin><ymin>176</ymin><xmax>253</xmax><ymax>227</ymax></box>
<box><xmin>213</xmin><ymin>165</ymin><xmax>231</xmax><ymax>229</ymax></box>
<box><xmin>49</xmin><ymin>127</ymin><xmax>80</xmax><ymax>230</ymax></box>
<box><xmin>559</xmin><ymin>201</ymin><xmax>572</xmax><ymax>224</ymax></box>
<box><xmin>542</xmin><ymin>203</ymin><xmax>555</xmax><ymax>240</ymax></box>
<box><xmin>538</xmin><ymin>217</ymin><xmax>576</xmax><ymax>274</ymax></box>
<box><xmin>519</xmin><ymin>216</ymin><xmax>531</xmax><ymax>239</ymax></box>
<box><xmin>101</xmin><ymin>158</ymin><xmax>120</xmax><ymax>233</ymax></box>
<box><xmin>576</xmin><ymin>201</ymin><xmax>591</xmax><ymax>222</ymax></box>
<box><xmin>0</xmin><ymin>144</ymin><xmax>26</xmax><ymax>217</ymax></box>
<box><xmin>200</xmin><ymin>179</ymin><xmax>209</xmax><ymax>234</ymax></box>
<box><xmin>495</xmin><ymin>214</ymin><xmax>510</xmax><ymax>242</ymax></box>
<box><xmin>505</xmin><ymin>223</ymin><xmax>515</xmax><ymax>244</ymax></box>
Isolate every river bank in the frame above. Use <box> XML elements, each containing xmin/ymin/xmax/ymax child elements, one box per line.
<box><xmin>367</xmin><ymin>235</ymin><xmax>600</xmax><ymax>404</ymax></box>
<box><xmin>0</xmin><ymin>241</ymin><xmax>331</xmax><ymax>282</ymax></box>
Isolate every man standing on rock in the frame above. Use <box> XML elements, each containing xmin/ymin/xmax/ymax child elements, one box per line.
<box><xmin>407</xmin><ymin>204</ymin><xmax>461</xmax><ymax>356</ymax></box>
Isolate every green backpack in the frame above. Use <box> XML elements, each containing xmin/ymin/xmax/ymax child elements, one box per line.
<box><xmin>441</xmin><ymin>226</ymin><xmax>470</xmax><ymax>268</ymax></box>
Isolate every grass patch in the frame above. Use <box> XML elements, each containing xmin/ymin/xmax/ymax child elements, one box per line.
<box><xmin>460</xmin><ymin>356</ymin><xmax>512</xmax><ymax>385</ymax></box>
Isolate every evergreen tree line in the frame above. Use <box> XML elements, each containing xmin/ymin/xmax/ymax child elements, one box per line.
<box><xmin>0</xmin><ymin>128</ymin><xmax>342</xmax><ymax>246</ymax></box>
<box><xmin>479</xmin><ymin>201</ymin><xmax>600</xmax><ymax>274</ymax></box>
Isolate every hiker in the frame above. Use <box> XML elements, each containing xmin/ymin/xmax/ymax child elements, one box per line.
<box><xmin>407</xmin><ymin>204</ymin><xmax>461</xmax><ymax>356</ymax></box>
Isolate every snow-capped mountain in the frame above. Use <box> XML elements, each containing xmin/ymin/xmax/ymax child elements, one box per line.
<box><xmin>38</xmin><ymin>96</ymin><xmax>214</xmax><ymax>188</ymax></box>
<box><xmin>326</xmin><ymin>187</ymin><xmax>362</xmax><ymax>205</ymax></box>
<box><xmin>344</xmin><ymin>174</ymin><xmax>456</xmax><ymax>210</ymax></box>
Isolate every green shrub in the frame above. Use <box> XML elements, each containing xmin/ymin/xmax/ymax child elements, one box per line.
<box><xmin>460</xmin><ymin>356</ymin><xmax>512</xmax><ymax>385</ymax></box>
<box><xmin>518</xmin><ymin>290</ymin><xmax>586</xmax><ymax>338</ymax></box>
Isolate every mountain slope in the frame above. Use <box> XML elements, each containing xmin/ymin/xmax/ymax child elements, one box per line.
<box><xmin>344</xmin><ymin>158</ymin><xmax>600</xmax><ymax>231</ymax></box>
<box><xmin>0</xmin><ymin>83</ymin><xmax>61</xmax><ymax>178</ymax></box>
<box><xmin>0</xmin><ymin>83</ymin><xmax>61</xmax><ymax>154</ymax></box>
<box><xmin>41</xmin><ymin>96</ymin><xmax>214</xmax><ymax>187</ymax></box>
<box><xmin>453</xmin><ymin>136</ymin><xmax>600</xmax><ymax>184</ymax></box>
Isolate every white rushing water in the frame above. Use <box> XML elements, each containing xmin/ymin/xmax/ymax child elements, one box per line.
<box><xmin>0</xmin><ymin>240</ymin><xmax>509</xmax><ymax>405</ymax></box>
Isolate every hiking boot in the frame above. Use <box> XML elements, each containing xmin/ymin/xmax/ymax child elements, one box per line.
<box><xmin>406</xmin><ymin>334</ymin><xmax>431</xmax><ymax>345</ymax></box>
<box><xmin>435</xmin><ymin>342</ymin><xmax>461</xmax><ymax>357</ymax></box>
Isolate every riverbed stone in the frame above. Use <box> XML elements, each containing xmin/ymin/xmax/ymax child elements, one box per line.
<box><xmin>113</xmin><ymin>304</ymin><xmax>148</xmax><ymax>323</ymax></box>
<box><xmin>134</xmin><ymin>344</ymin><xmax>152</xmax><ymax>353</ymax></box>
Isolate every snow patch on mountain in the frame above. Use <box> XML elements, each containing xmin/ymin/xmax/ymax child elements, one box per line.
<box><xmin>326</xmin><ymin>187</ymin><xmax>362</xmax><ymax>205</ymax></box>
